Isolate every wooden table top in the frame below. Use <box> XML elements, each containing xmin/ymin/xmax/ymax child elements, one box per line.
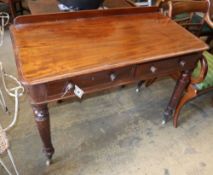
<box><xmin>28</xmin><ymin>0</ymin><xmax>135</xmax><ymax>15</ymax></box>
<box><xmin>10</xmin><ymin>8</ymin><xmax>208</xmax><ymax>85</ymax></box>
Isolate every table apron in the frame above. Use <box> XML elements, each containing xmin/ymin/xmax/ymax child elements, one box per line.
<box><xmin>25</xmin><ymin>53</ymin><xmax>201</xmax><ymax>105</ymax></box>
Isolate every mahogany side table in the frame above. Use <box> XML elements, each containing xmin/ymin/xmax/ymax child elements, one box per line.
<box><xmin>10</xmin><ymin>7</ymin><xmax>208</xmax><ymax>164</ymax></box>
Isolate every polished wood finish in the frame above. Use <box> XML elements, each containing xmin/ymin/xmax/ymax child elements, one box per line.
<box><xmin>14</xmin><ymin>6</ymin><xmax>158</xmax><ymax>24</ymax></box>
<box><xmin>173</xmin><ymin>55</ymin><xmax>213</xmax><ymax>128</ymax></box>
<box><xmin>206</xmin><ymin>0</ymin><xmax>213</xmax><ymax>28</ymax></box>
<box><xmin>104</xmin><ymin>0</ymin><xmax>135</xmax><ymax>8</ymax></box>
<box><xmin>27</xmin><ymin>0</ymin><xmax>136</xmax><ymax>15</ymax></box>
<box><xmin>10</xmin><ymin>8</ymin><xmax>208</xmax><ymax>162</ymax></box>
<box><xmin>165</xmin><ymin>0</ymin><xmax>213</xmax><ymax>127</ymax></box>
<box><xmin>11</xmin><ymin>9</ymin><xmax>207</xmax><ymax>86</ymax></box>
<box><xmin>27</xmin><ymin>0</ymin><xmax>59</xmax><ymax>14</ymax></box>
<box><xmin>173</xmin><ymin>20</ymin><xmax>213</xmax><ymax>127</ymax></box>
<box><xmin>211</xmin><ymin>0</ymin><xmax>213</xmax><ymax>19</ymax></box>
<box><xmin>157</xmin><ymin>0</ymin><xmax>213</xmax><ymax>28</ymax></box>
<box><xmin>168</xmin><ymin>1</ymin><xmax>208</xmax><ymax>16</ymax></box>
<box><xmin>168</xmin><ymin>0</ymin><xmax>209</xmax><ymax>36</ymax></box>
<box><xmin>164</xmin><ymin>70</ymin><xmax>193</xmax><ymax>123</ymax></box>
<box><xmin>32</xmin><ymin>104</ymin><xmax>55</xmax><ymax>160</ymax></box>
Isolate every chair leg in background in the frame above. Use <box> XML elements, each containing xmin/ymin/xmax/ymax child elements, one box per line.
<box><xmin>173</xmin><ymin>85</ymin><xmax>197</xmax><ymax>128</ymax></box>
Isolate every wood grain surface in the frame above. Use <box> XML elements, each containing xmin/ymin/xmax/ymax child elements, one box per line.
<box><xmin>10</xmin><ymin>8</ymin><xmax>208</xmax><ymax>85</ymax></box>
<box><xmin>9</xmin><ymin>8</ymin><xmax>210</xmax><ymax>161</ymax></box>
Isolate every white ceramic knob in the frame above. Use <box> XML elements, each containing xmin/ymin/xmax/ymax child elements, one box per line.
<box><xmin>150</xmin><ymin>66</ymin><xmax>157</xmax><ymax>73</ymax></box>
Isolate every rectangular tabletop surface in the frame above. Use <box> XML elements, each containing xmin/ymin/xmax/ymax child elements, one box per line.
<box><xmin>10</xmin><ymin>8</ymin><xmax>208</xmax><ymax>85</ymax></box>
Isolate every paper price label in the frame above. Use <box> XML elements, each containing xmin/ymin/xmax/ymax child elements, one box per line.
<box><xmin>74</xmin><ymin>85</ymin><xmax>84</xmax><ymax>99</ymax></box>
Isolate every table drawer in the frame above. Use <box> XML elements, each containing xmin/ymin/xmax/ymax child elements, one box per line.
<box><xmin>46</xmin><ymin>66</ymin><xmax>134</xmax><ymax>98</ymax></box>
<box><xmin>135</xmin><ymin>54</ymin><xmax>200</xmax><ymax>79</ymax></box>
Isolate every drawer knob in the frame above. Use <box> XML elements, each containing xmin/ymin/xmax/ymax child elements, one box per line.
<box><xmin>62</xmin><ymin>83</ymin><xmax>73</xmax><ymax>97</ymax></box>
<box><xmin>180</xmin><ymin>60</ymin><xmax>186</xmax><ymax>67</ymax></box>
<box><xmin>110</xmin><ymin>73</ymin><xmax>117</xmax><ymax>81</ymax></box>
<box><xmin>150</xmin><ymin>66</ymin><xmax>157</xmax><ymax>73</ymax></box>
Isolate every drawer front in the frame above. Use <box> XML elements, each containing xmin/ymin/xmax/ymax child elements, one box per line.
<box><xmin>135</xmin><ymin>54</ymin><xmax>200</xmax><ymax>79</ymax></box>
<box><xmin>26</xmin><ymin>53</ymin><xmax>202</xmax><ymax>104</ymax></box>
<box><xmin>39</xmin><ymin>66</ymin><xmax>135</xmax><ymax>100</ymax></box>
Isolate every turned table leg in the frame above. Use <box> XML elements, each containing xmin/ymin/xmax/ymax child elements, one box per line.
<box><xmin>32</xmin><ymin>104</ymin><xmax>55</xmax><ymax>165</ymax></box>
<box><xmin>163</xmin><ymin>70</ymin><xmax>192</xmax><ymax>126</ymax></box>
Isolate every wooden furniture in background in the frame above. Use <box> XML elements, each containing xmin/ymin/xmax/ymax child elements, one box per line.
<box><xmin>104</xmin><ymin>0</ymin><xmax>136</xmax><ymax>8</ymax></box>
<box><xmin>10</xmin><ymin>7</ymin><xmax>208</xmax><ymax>164</ymax></box>
<box><xmin>205</xmin><ymin>0</ymin><xmax>213</xmax><ymax>46</ymax></box>
<box><xmin>0</xmin><ymin>0</ymin><xmax>25</xmax><ymax>19</ymax></box>
<box><xmin>166</xmin><ymin>0</ymin><xmax>213</xmax><ymax>127</ymax></box>
<box><xmin>138</xmin><ymin>0</ymin><xmax>212</xmax><ymax>95</ymax></box>
<box><xmin>207</xmin><ymin>0</ymin><xmax>213</xmax><ymax>23</ymax></box>
<box><xmin>157</xmin><ymin>0</ymin><xmax>213</xmax><ymax>44</ymax></box>
<box><xmin>173</xmin><ymin>51</ymin><xmax>213</xmax><ymax>127</ymax></box>
<box><xmin>27</xmin><ymin>0</ymin><xmax>136</xmax><ymax>15</ymax></box>
<box><xmin>167</xmin><ymin>0</ymin><xmax>209</xmax><ymax>36</ymax></box>
<box><xmin>27</xmin><ymin>0</ymin><xmax>59</xmax><ymax>14</ymax></box>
